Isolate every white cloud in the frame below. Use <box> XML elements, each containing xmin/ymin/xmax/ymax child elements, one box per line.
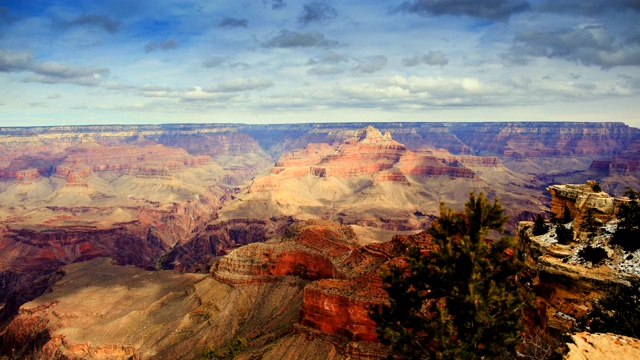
<box><xmin>213</xmin><ymin>77</ymin><xmax>273</xmax><ymax>92</ymax></box>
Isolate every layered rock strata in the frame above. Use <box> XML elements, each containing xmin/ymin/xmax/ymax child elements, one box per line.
<box><xmin>518</xmin><ymin>182</ymin><xmax>639</xmax><ymax>332</ymax></box>
<box><xmin>212</xmin><ymin>221</ymin><xmax>430</xmax><ymax>356</ymax></box>
<box><xmin>0</xmin><ymin>258</ymin><xmax>306</xmax><ymax>359</ymax></box>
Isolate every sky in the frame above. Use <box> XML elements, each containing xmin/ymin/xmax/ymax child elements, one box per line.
<box><xmin>0</xmin><ymin>0</ymin><xmax>639</xmax><ymax>127</ymax></box>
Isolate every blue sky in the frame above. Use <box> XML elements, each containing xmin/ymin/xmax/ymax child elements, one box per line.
<box><xmin>0</xmin><ymin>0</ymin><xmax>639</xmax><ymax>127</ymax></box>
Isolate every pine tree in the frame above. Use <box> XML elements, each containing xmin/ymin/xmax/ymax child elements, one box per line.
<box><xmin>611</xmin><ymin>187</ymin><xmax>640</xmax><ymax>252</ymax></box>
<box><xmin>533</xmin><ymin>214</ymin><xmax>548</xmax><ymax>236</ymax></box>
<box><xmin>580</xmin><ymin>208</ymin><xmax>599</xmax><ymax>235</ymax></box>
<box><xmin>578</xmin><ymin>278</ymin><xmax>640</xmax><ymax>339</ymax></box>
<box><xmin>370</xmin><ymin>192</ymin><xmax>531</xmax><ymax>359</ymax></box>
<box><xmin>562</xmin><ymin>205</ymin><xmax>572</xmax><ymax>224</ymax></box>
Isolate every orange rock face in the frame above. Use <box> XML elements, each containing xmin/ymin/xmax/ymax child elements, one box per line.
<box><xmin>249</xmin><ymin>125</ymin><xmax>477</xmax><ymax>195</ymax></box>
<box><xmin>299</xmin><ymin>272</ymin><xmax>385</xmax><ymax>342</ymax></box>
<box><xmin>213</xmin><ymin>220</ymin><xmax>429</xmax><ymax>345</ymax></box>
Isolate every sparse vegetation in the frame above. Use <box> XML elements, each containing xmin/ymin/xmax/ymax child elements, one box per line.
<box><xmin>591</xmin><ymin>181</ymin><xmax>602</xmax><ymax>192</ymax></box>
<box><xmin>610</xmin><ymin>187</ymin><xmax>640</xmax><ymax>252</ymax></box>
<box><xmin>577</xmin><ymin>278</ymin><xmax>640</xmax><ymax>339</ymax></box>
<box><xmin>555</xmin><ymin>224</ymin><xmax>574</xmax><ymax>245</ymax></box>
<box><xmin>200</xmin><ymin>337</ymin><xmax>248</xmax><ymax>360</ymax></box>
<box><xmin>533</xmin><ymin>214</ymin><xmax>549</xmax><ymax>236</ymax></box>
<box><xmin>507</xmin><ymin>328</ymin><xmax>569</xmax><ymax>360</ymax></box>
<box><xmin>579</xmin><ymin>208</ymin><xmax>600</xmax><ymax>236</ymax></box>
<box><xmin>371</xmin><ymin>193</ymin><xmax>531</xmax><ymax>359</ymax></box>
<box><xmin>577</xmin><ymin>245</ymin><xmax>608</xmax><ymax>265</ymax></box>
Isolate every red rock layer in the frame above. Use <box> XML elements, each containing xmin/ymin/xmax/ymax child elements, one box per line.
<box><xmin>61</xmin><ymin>144</ymin><xmax>211</xmax><ymax>175</ymax></box>
<box><xmin>213</xmin><ymin>221</ymin><xmax>431</xmax><ymax>344</ymax></box>
<box><xmin>299</xmin><ymin>272</ymin><xmax>385</xmax><ymax>342</ymax></box>
<box><xmin>249</xmin><ymin>126</ymin><xmax>478</xmax><ymax>193</ymax></box>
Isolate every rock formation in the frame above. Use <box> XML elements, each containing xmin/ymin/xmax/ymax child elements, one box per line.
<box><xmin>0</xmin><ymin>127</ymin><xmax>272</xmax><ymax>331</ymax></box>
<box><xmin>547</xmin><ymin>180</ymin><xmax>618</xmax><ymax>233</ymax></box>
<box><xmin>210</xmin><ymin>220</ymin><xmax>430</xmax><ymax>357</ymax></box>
<box><xmin>1</xmin><ymin>221</ymin><xmax>431</xmax><ymax>359</ymax></box>
<box><xmin>216</xmin><ymin>125</ymin><xmax>543</xmax><ymax>234</ymax></box>
<box><xmin>0</xmin><ymin>258</ymin><xmax>306</xmax><ymax>359</ymax></box>
<box><xmin>565</xmin><ymin>332</ymin><xmax>640</xmax><ymax>360</ymax></box>
<box><xmin>518</xmin><ymin>181</ymin><xmax>639</xmax><ymax>332</ymax></box>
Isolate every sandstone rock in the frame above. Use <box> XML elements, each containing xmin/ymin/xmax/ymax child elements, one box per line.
<box><xmin>547</xmin><ymin>181</ymin><xmax>617</xmax><ymax>233</ymax></box>
<box><xmin>565</xmin><ymin>332</ymin><xmax>640</xmax><ymax>360</ymax></box>
<box><xmin>211</xmin><ymin>221</ymin><xmax>429</xmax><ymax>357</ymax></box>
<box><xmin>0</xmin><ymin>257</ymin><xmax>306</xmax><ymax>359</ymax></box>
<box><xmin>519</xmin><ymin>182</ymin><xmax>640</xmax><ymax>333</ymax></box>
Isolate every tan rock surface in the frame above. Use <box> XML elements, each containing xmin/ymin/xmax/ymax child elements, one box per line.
<box><xmin>219</xmin><ymin>125</ymin><xmax>545</xmax><ymax>233</ymax></box>
<box><xmin>1</xmin><ymin>257</ymin><xmax>306</xmax><ymax>359</ymax></box>
<box><xmin>565</xmin><ymin>332</ymin><xmax>640</xmax><ymax>360</ymax></box>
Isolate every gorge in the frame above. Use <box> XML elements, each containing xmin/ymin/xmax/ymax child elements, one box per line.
<box><xmin>0</xmin><ymin>122</ymin><xmax>639</xmax><ymax>359</ymax></box>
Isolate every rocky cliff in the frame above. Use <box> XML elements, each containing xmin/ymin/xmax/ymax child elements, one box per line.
<box><xmin>218</xmin><ymin>125</ymin><xmax>543</xmax><ymax>232</ymax></box>
<box><xmin>209</xmin><ymin>220</ymin><xmax>430</xmax><ymax>357</ymax></box>
<box><xmin>1</xmin><ymin>121</ymin><xmax>639</xmax><ymax>358</ymax></box>
<box><xmin>0</xmin><ymin>257</ymin><xmax>307</xmax><ymax>359</ymax></box>
<box><xmin>0</xmin><ymin>127</ymin><xmax>272</xmax><ymax>331</ymax></box>
<box><xmin>518</xmin><ymin>181</ymin><xmax>639</xmax><ymax>332</ymax></box>
<box><xmin>1</xmin><ymin>221</ymin><xmax>423</xmax><ymax>359</ymax></box>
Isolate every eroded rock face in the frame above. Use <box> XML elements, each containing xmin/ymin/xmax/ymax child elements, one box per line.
<box><xmin>163</xmin><ymin>217</ymin><xmax>295</xmax><ymax>273</ymax></box>
<box><xmin>519</xmin><ymin>182</ymin><xmax>639</xmax><ymax>332</ymax></box>
<box><xmin>212</xmin><ymin>220</ymin><xmax>428</xmax><ymax>356</ymax></box>
<box><xmin>547</xmin><ymin>181</ymin><xmax>617</xmax><ymax>232</ymax></box>
<box><xmin>0</xmin><ymin>127</ymin><xmax>271</xmax><ymax>331</ymax></box>
<box><xmin>264</xmin><ymin>125</ymin><xmax>475</xmax><ymax>183</ymax></box>
<box><xmin>0</xmin><ymin>258</ymin><xmax>306</xmax><ymax>359</ymax></box>
<box><xmin>2</xmin><ymin>221</ymin><xmax>419</xmax><ymax>359</ymax></box>
<box><xmin>219</xmin><ymin>125</ymin><xmax>544</xmax><ymax>237</ymax></box>
<box><xmin>447</xmin><ymin>122</ymin><xmax>639</xmax><ymax>157</ymax></box>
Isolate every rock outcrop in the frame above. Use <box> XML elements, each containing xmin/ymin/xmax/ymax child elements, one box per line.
<box><xmin>518</xmin><ymin>182</ymin><xmax>639</xmax><ymax>332</ymax></box>
<box><xmin>565</xmin><ymin>332</ymin><xmax>640</xmax><ymax>360</ymax></box>
<box><xmin>1</xmin><ymin>122</ymin><xmax>640</xmax><ymax>358</ymax></box>
<box><xmin>547</xmin><ymin>180</ymin><xmax>618</xmax><ymax>233</ymax></box>
<box><xmin>218</xmin><ymin>125</ymin><xmax>543</xmax><ymax>239</ymax></box>
<box><xmin>0</xmin><ymin>257</ymin><xmax>306</xmax><ymax>359</ymax></box>
<box><xmin>2</xmin><ymin>221</ymin><xmax>423</xmax><ymax>359</ymax></box>
<box><xmin>210</xmin><ymin>220</ymin><xmax>429</xmax><ymax>357</ymax></box>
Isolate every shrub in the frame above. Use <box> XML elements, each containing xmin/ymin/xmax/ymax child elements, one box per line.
<box><xmin>533</xmin><ymin>214</ymin><xmax>549</xmax><ymax>236</ymax></box>
<box><xmin>611</xmin><ymin>188</ymin><xmax>640</xmax><ymax>252</ymax></box>
<box><xmin>200</xmin><ymin>337</ymin><xmax>248</xmax><ymax>360</ymax></box>
<box><xmin>577</xmin><ymin>245</ymin><xmax>608</xmax><ymax>265</ymax></box>
<box><xmin>579</xmin><ymin>208</ymin><xmax>599</xmax><ymax>235</ymax></box>
<box><xmin>555</xmin><ymin>225</ymin><xmax>573</xmax><ymax>245</ymax></box>
<box><xmin>578</xmin><ymin>278</ymin><xmax>640</xmax><ymax>339</ymax></box>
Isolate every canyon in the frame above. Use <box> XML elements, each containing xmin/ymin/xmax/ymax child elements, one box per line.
<box><xmin>0</xmin><ymin>122</ymin><xmax>639</xmax><ymax>358</ymax></box>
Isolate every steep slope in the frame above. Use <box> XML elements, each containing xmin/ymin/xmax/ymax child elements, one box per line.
<box><xmin>0</xmin><ymin>257</ymin><xmax>306</xmax><ymax>359</ymax></box>
<box><xmin>163</xmin><ymin>125</ymin><xmax>546</xmax><ymax>270</ymax></box>
<box><xmin>219</xmin><ymin>125</ymin><xmax>541</xmax><ymax>226</ymax></box>
<box><xmin>0</xmin><ymin>129</ymin><xmax>272</xmax><ymax>330</ymax></box>
<box><xmin>1</xmin><ymin>221</ymin><xmax>428</xmax><ymax>359</ymax></box>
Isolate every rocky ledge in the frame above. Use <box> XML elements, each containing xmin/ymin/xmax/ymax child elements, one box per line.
<box><xmin>212</xmin><ymin>220</ymin><xmax>428</xmax><ymax>355</ymax></box>
<box><xmin>519</xmin><ymin>181</ymin><xmax>639</xmax><ymax>331</ymax></box>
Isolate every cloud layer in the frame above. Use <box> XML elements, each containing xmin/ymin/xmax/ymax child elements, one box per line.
<box><xmin>0</xmin><ymin>0</ymin><xmax>637</xmax><ymax>126</ymax></box>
